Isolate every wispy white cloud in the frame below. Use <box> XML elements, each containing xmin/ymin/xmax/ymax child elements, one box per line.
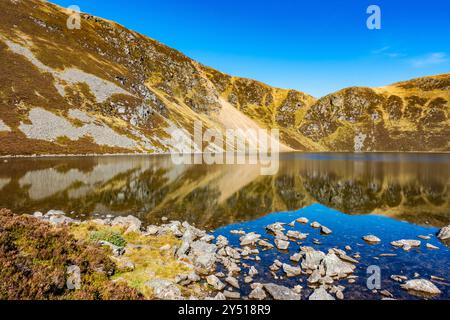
<box><xmin>371</xmin><ymin>46</ymin><xmax>405</xmax><ymax>58</ymax></box>
<box><xmin>410</xmin><ymin>52</ymin><xmax>448</xmax><ymax>68</ymax></box>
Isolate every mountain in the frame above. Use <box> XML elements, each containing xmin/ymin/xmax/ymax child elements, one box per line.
<box><xmin>0</xmin><ymin>0</ymin><xmax>448</xmax><ymax>156</ymax></box>
<box><xmin>300</xmin><ymin>75</ymin><xmax>450</xmax><ymax>152</ymax></box>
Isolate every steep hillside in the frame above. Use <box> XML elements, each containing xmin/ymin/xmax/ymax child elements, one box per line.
<box><xmin>0</xmin><ymin>0</ymin><xmax>448</xmax><ymax>156</ymax></box>
<box><xmin>0</xmin><ymin>0</ymin><xmax>318</xmax><ymax>156</ymax></box>
<box><xmin>299</xmin><ymin>74</ymin><xmax>450</xmax><ymax>152</ymax></box>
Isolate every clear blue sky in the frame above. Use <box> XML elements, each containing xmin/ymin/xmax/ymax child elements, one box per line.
<box><xmin>50</xmin><ymin>0</ymin><xmax>450</xmax><ymax>97</ymax></box>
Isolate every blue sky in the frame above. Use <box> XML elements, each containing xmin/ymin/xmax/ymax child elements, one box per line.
<box><xmin>51</xmin><ymin>0</ymin><xmax>450</xmax><ymax>97</ymax></box>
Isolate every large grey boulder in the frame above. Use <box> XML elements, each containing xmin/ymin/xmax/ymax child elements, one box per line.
<box><xmin>300</xmin><ymin>247</ymin><xmax>326</xmax><ymax>270</ymax></box>
<box><xmin>263</xmin><ymin>283</ymin><xmax>301</xmax><ymax>300</ymax></box>
<box><xmin>111</xmin><ymin>215</ymin><xmax>142</xmax><ymax>233</ymax></box>
<box><xmin>145</xmin><ymin>279</ymin><xmax>182</xmax><ymax>300</ymax></box>
<box><xmin>322</xmin><ymin>253</ymin><xmax>355</xmax><ymax>278</ymax></box>
<box><xmin>189</xmin><ymin>241</ymin><xmax>217</xmax><ymax>274</ymax></box>
<box><xmin>309</xmin><ymin>287</ymin><xmax>335</xmax><ymax>300</ymax></box>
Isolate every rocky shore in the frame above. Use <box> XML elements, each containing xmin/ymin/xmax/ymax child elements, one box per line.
<box><xmin>1</xmin><ymin>209</ymin><xmax>448</xmax><ymax>300</ymax></box>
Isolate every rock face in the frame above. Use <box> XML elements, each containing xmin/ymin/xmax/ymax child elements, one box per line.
<box><xmin>401</xmin><ymin>279</ymin><xmax>442</xmax><ymax>296</ymax></box>
<box><xmin>263</xmin><ymin>284</ymin><xmax>301</xmax><ymax>300</ymax></box>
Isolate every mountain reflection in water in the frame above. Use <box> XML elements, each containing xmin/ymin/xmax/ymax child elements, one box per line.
<box><xmin>0</xmin><ymin>153</ymin><xmax>448</xmax><ymax>229</ymax></box>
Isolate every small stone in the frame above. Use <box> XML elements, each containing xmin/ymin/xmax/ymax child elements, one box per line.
<box><xmin>380</xmin><ymin>290</ymin><xmax>393</xmax><ymax>298</ymax></box>
<box><xmin>244</xmin><ymin>276</ymin><xmax>253</xmax><ymax>284</ymax></box>
<box><xmin>275</xmin><ymin>239</ymin><xmax>290</xmax><ymax>250</ymax></box>
<box><xmin>223</xmin><ymin>290</ymin><xmax>240</xmax><ymax>299</ymax></box>
<box><xmin>263</xmin><ymin>283</ymin><xmax>301</xmax><ymax>300</ymax></box>
<box><xmin>320</xmin><ymin>226</ymin><xmax>332</xmax><ymax>235</ymax></box>
<box><xmin>240</xmin><ymin>232</ymin><xmax>261</xmax><ymax>246</ymax></box>
<box><xmin>266</xmin><ymin>222</ymin><xmax>285</xmax><ymax>233</ymax></box>
<box><xmin>418</xmin><ymin>235</ymin><xmax>431</xmax><ymax>240</ymax></box>
<box><xmin>249</xmin><ymin>266</ymin><xmax>259</xmax><ymax>277</ymax></box>
<box><xmin>309</xmin><ymin>287</ymin><xmax>335</xmax><ymax>300</ymax></box>
<box><xmin>258</xmin><ymin>239</ymin><xmax>274</xmax><ymax>249</ymax></box>
<box><xmin>249</xmin><ymin>287</ymin><xmax>267</xmax><ymax>300</ymax></box>
<box><xmin>391</xmin><ymin>240</ymin><xmax>421</xmax><ymax>248</ymax></box>
<box><xmin>293</xmin><ymin>285</ymin><xmax>303</xmax><ymax>294</ymax></box>
<box><xmin>336</xmin><ymin>291</ymin><xmax>344</xmax><ymax>300</ymax></box>
<box><xmin>363</xmin><ymin>235</ymin><xmax>381</xmax><ymax>244</ymax></box>
<box><xmin>225</xmin><ymin>276</ymin><xmax>239</xmax><ymax>289</ymax></box>
<box><xmin>282</xmin><ymin>264</ymin><xmax>302</xmax><ymax>277</ymax></box>
<box><xmin>345</xmin><ymin>246</ymin><xmax>352</xmax><ymax>251</ymax></box>
<box><xmin>437</xmin><ymin>225</ymin><xmax>450</xmax><ymax>240</ymax></box>
<box><xmin>311</xmin><ymin>221</ymin><xmax>321</xmax><ymax>229</ymax></box>
<box><xmin>296</xmin><ymin>217</ymin><xmax>309</xmax><ymax>224</ymax></box>
<box><xmin>286</xmin><ymin>230</ymin><xmax>308</xmax><ymax>240</ymax></box>
<box><xmin>401</xmin><ymin>279</ymin><xmax>441</xmax><ymax>295</ymax></box>
<box><xmin>206</xmin><ymin>275</ymin><xmax>225</xmax><ymax>291</ymax></box>
<box><xmin>426</xmin><ymin>243</ymin><xmax>439</xmax><ymax>250</ymax></box>
<box><xmin>160</xmin><ymin>244</ymin><xmax>171</xmax><ymax>251</ymax></box>
<box><xmin>230</xmin><ymin>230</ymin><xmax>246</xmax><ymax>235</ymax></box>
<box><xmin>290</xmin><ymin>253</ymin><xmax>302</xmax><ymax>263</ymax></box>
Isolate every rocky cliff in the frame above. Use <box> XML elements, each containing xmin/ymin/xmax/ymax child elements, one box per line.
<box><xmin>0</xmin><ymin>0</ymin><xmax>448</xmax><ymax>155</ymax></box>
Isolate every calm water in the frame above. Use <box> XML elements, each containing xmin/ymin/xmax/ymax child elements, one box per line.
<box><xmin>0</xmin><ymin>153</ymin><xmax>449</xmax><ymax>299</ymax></box>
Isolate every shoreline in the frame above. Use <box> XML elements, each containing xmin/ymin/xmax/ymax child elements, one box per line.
<box><xmin>1</xmin><ymin>208</ymin><xmax>448</xmax><ymax>300</ymax></box>
<box><xmin>1</xmin><ymin>150</ymin><xmax>450</xmax><ymax>159</ymax></box>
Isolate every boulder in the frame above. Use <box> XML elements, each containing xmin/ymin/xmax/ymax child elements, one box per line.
<box><xmin>300</xmin><ymin>247</ymin><xmax>326</xmax><ymax>270</ymax></box>
<box><xmin>189</xmin><ymin>241</ymin><xmax>217</xmax><ymax>274</ymax></box>
<box><xmin>145</xmin><ymin>279</ymin><xmax>182</xmax><ymax>300</ymax></box>
<box><xmin>249</xmin><ymin>287</ymin><xmax>267</xmax><ymax>300</ymax></box>
<box><xmin>282</xmin><ymin>263</ymin><xmax>302</xmax><ymax>277</ymax></box>
<box><xmin>111</xmin><ymin>215</ymin><xmax>142</xmax><ymax>233</ymax></box>
<box><xmin>286</xmin><ymin>230</ymin><xmax>308</xmax><ymax>240</ymax></box>
<box><xmin>296</xmin><ymin>217</ymin><xmax>309</xmax><ymax>224</ymax></box>
<box><xmin>401</xmin><ymin>279</ymin><xmax>442</xmax><ymax>295</ymax></box>
<box><xmin>274</xmin><ymin>239</ymin><xmax>289</xmax><ymax>250</ymax></box>
<box><xmin>322</xmin><ymin>253</ymin><xmax>355</xmax><ymax>278</ymax></box>
<box><xmin>320</xmin><ymin>226</ymin><xmax>332</xmax><ymax>235</ymax></box>
<box><xmin>391</xmin><ymin>240</ymin><xmax>421</xmax><ymax>249</ymax></box>
<box><xmin>309</xmin><ymin>287</ymin><xmax>335</xmax><ymax>300</ymax></box>
<box><xmin>437</xmin><ymin>225</ymin><xmax>450</xmax><ymax>240</ymax></box>
<box><xmin>363</xmin><ymin>235</ymin><xmax>381</xmax><ymax>244</ymax></box>
<box><xmin>239</xmin><ymin>232</ymin><xmax>261</xmax><ymax>246</ymax></box>
<box><xmin>206</xmin><ymin>275</ymin><xmax>225</xmax><ymax>291</ymax></box>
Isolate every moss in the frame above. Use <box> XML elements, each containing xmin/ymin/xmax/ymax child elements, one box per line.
<box><xmin>90</xmin><ymin>229</ymin><xmax>127</xmax><ymax>247</ymax></box>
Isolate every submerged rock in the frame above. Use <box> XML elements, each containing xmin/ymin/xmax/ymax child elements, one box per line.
<box><xmin>263</xmin><ymin>283</ymin><xmax>301</xmax><ymax>300</ymax></box>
